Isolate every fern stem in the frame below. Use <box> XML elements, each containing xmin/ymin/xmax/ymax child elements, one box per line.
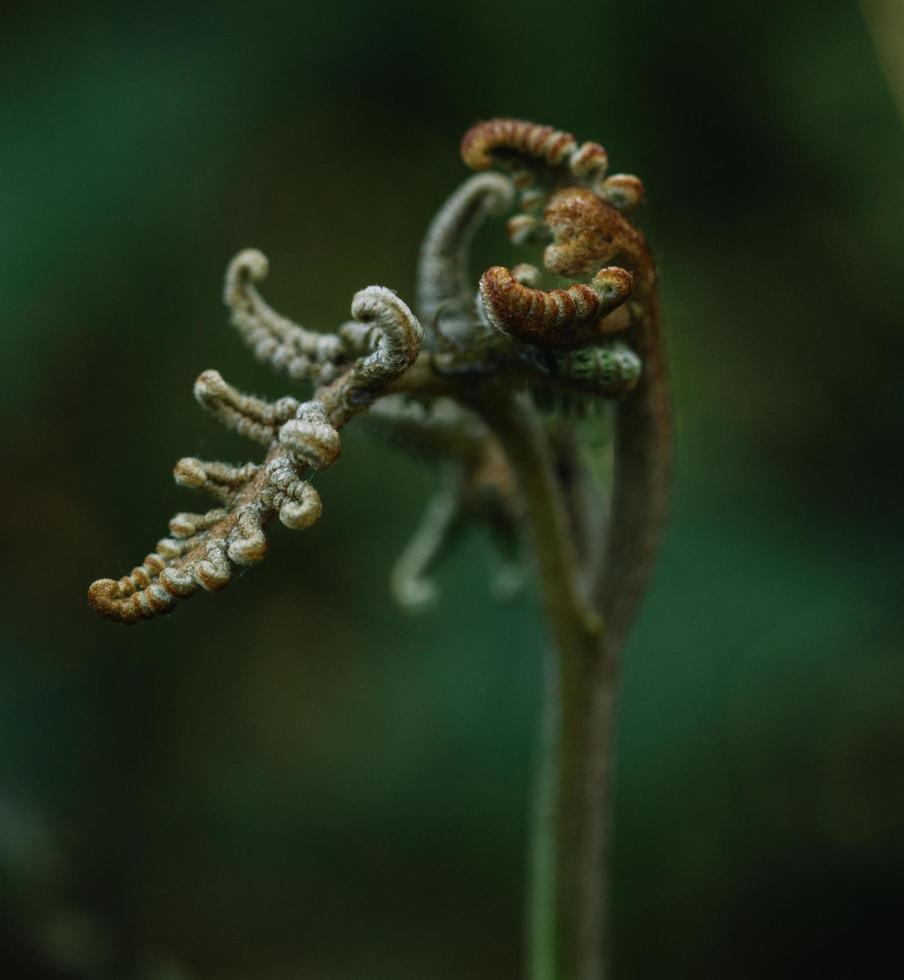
<box><xmin>391</xmin><ymin>314</ymin><xmax>670</xmax><ymax>978</ymax></box>
<box><xmin>469</xmin><ymin>384</ymin><xmax>613</xmax><ymax>980</ymax></box>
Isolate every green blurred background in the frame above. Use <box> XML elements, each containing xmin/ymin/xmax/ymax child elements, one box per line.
<box><xmin>2</xmin><ymin>0</ymin><xmax>903</xmax><ymax>977</ymax></box>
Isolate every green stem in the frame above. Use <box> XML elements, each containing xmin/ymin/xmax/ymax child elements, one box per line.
<box><xmin>391</xmin><ymin>342</ymin><xmax>670</xmax><ymax>979</ymax></box>
<box><xmin>469</xmin><ymin>384</ymin><xmax>615</xmax><ymax>980</ymax></box>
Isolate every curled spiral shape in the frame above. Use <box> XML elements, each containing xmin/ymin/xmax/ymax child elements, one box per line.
<box><xmin>478</xmin><ymin>265</ymin><xmax>633</xmax><ymax>349</ymax></box>
<box><xmin>461</xmin><ymin>119</ymin><xmax>578</xmax><ymax>171</ymax></box>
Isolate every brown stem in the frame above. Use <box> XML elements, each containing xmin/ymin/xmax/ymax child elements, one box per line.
<box><xmin>594</xmin><ymin>286</ymin><xmax>672</xmax><ymax>660</ymax></box>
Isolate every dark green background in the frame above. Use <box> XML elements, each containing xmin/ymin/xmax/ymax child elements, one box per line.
<box><xmin>2</xmin><ymin>1</ymin><xmax>902</xmax><ymax>977</ymax></box>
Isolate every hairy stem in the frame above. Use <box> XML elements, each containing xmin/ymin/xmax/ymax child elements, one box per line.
<box><xmin>388</xmin><ymin>303</ymin><xmax>670</xmax><ymax>979</ymax></box>
<box><xmin>483</xmin><ymin>296</ymin><xmax>669</xmax><ymax>978</ymax></box>
<box><xmin>594</xmin><ymin>289</ymin><xmax>672</xmax><ymax>658</ymax></box>
<box><xmin>467</xmin><ymin>384</ymin><xmax>607</xmax><ymax>980</ymax></box>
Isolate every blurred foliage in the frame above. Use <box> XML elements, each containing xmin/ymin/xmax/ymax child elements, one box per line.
<box><xmin>1</xmin><ymin>0</ymin><xmax>903</xmax><ymax>977</ymax></box>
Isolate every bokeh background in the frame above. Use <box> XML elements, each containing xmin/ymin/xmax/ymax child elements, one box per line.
<box><xmin>2</xmin><ymin>1</ymin><xmax>903</xmax><ymax>977</ymax></box>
